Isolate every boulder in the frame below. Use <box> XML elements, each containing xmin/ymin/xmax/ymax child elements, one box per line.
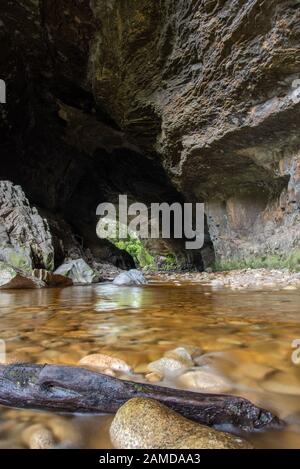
<box><xmin>32</xmin><ymin>269</ymin><xmax>73</xmax><ymax>287</ymax></box>
<box><xmin>113</xmin><ymin>269</ymin><xmax>147</xmax><ymax>286</ymax></box>
<box><xmin>110</xmin><ymin>398</ymin><xmax>253</xmax><ymax>449</ymax></box>
<box><xmin>0</xmin><ymin>262</ymin><xmax>45</xmax><ymax>289</ymax></box>
<box><xmin>0</xmin><ymin>181</ymin><xmax>54</xmax><ymax>271</ymax></box>
<box><xmin>54</xmin><ymin>259</ymin><xmax>97</xmax><ymax>285</ymax></box>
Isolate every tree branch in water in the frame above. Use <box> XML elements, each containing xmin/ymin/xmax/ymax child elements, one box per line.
<box><xmin>0</xmin><ymin>364</ymin><xmax>283</xmax><ymax>431</ymax></box>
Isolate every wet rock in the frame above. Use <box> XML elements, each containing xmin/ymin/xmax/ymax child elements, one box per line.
<box><xmin>54</xmin><ymin>259</ymin><xmax>97</xmax><ymax>285</ymax></box>
<box><xmin>32</xmin><ymin>269</ymin><xmax>73</xmax><ymax>287</ymax></box>
<box><xmin>0</xmin><ymin>181</ymin><xmax>54</xmax><ymax>271</ymax></box>
<box><xmin>147</xmin><ymin>357</ymin><xmax>189</xmax><ymax>377</ymax></box>
<box><xmin>113</xmin><ymin>269</ymin><xmax>147</xmax><ymax>286</ymax></box>
<box><xmin>78</xmin><ymin>353</ymin><xmax>132</xmax><ymax>374</ymax></box>
<box><xmin>22</xmin><ymin>424</ymin><xmax>56</xmax><ymax>449</ymax></box>
<box><xmin>0</xmin><ymin>262</ymin><xmax>45</xmax><ymax>289</ymax></box>
<box><xmin>147</xmin><ymin>346</ymin><xmax>201</xmax><ymax>378</ymax></box>
<box><xmin>110</xmin><ymin>398</ymin><xmax>253</xmax><ymax>449</ymax></box>
<box><xmin>164</xmin><ymin>346</ymin><xmax>202</xmax><ymax>363</ymax></box>
<box><xmin>177</xmin><ymin>370</ymin><xmax>232</xmax><ymax>393</ymax></box>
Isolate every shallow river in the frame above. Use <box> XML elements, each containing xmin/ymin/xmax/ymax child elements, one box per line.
<box><xmin>0</xmin><ymin>277</ymin><xmax>300</xmax><ymax>448</ymax></box>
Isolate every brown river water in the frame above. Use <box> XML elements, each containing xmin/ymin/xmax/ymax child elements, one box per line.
<box><xmin>0</xmin><ymin>276</ymin><xmax>300</xmax><ymax>449</ymax></box>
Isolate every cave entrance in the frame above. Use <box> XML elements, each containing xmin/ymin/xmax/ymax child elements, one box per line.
<box><xmin>96</xmin><ymin>218</ymin><xmax>179</xmax><ymax>271</ymax></box>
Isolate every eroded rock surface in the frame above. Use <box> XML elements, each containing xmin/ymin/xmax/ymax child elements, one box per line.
<box><xmin>0</xmin><ymin>181</ymin><xmax>54</xmax><ymax>270</ymax></box>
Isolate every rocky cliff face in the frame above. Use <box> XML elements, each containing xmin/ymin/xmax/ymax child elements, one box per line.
<box><xmin>1</xmin><ymin>1</ymin><xmax>300</xmax><ymax>266</ymax></box>
<box><xmin>0</xmin><ymin>181</ymin><xmax>54</xmax><ymax>271</ymax></box>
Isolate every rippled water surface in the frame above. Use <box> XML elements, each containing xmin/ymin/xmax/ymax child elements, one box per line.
<box><xmin>0</xmin><ymin>277</ymin><xmax>300</xmax><ymax>448</ymax></box>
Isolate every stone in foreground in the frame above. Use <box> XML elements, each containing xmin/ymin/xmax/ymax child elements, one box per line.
<box><xmin>110</xmin><ymin>398</ymin><xmax>253</xmax><ymax>449</ymax></box>
<box><xmin>0</xmin><ymin>262</ymin><xmax>45</xmax><ymax>289</ymax></box>
<box><xmin>113</xmin><ymin>269</ymin><xmax>147</xmax><ymax>286</ymax></box>
<box><xmin>54</xmin><ymin>259</ymin><xmax>97</xmax><ymax>285</ymax></box>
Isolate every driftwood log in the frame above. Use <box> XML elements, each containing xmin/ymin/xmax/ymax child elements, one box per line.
<box><xmin>0</xmin><ymin>364</ymin><xmax>283</xmax><ymax>431</ymax></box>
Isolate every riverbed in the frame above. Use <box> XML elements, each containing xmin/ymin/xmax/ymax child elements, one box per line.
<box><xmin>0</xmin><ymin>276</ymin><xmax>300</xmax><ymax>448</ymax></box>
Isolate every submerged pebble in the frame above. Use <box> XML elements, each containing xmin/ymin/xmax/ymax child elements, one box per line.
<box><xmin>145</xmin><ymin>371</ymin><xmax>163</xmax><ymax>383</ymax></box>
<box><xmin>164</xmin><ymin>346</ymin><xmax>202</xmax><ymax>362</ymax></box>
<box><xmin>147</xmin><ymin>357</ymin><xmax>190</xmax><ymax>377</ymax></box>
<box><xmin>22</xmin><ymin>424</ymin><xmax>56</xmax><ymax>449</ymax></box>
<box><xmin>178</xmin><ymin>370</ymin><xmax>232</xmax><ymax>393</ymax></box>
<box><xmin>78</xmin><ymin>353</ymin><xmax>132</xmax><ymax>374</ymax></box>
<box><xmin>147</xmin><ymin>346</ymin><xmax>202</xmax><ymax>378</ymax></box>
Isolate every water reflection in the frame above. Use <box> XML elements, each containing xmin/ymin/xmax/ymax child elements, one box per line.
<box><xmin>95</xmin><ymin>284</ymin><xmax>144</xmax><ymax>311</ymax></box>
<box><xmin>0</xmin><ymin>279</ymin><xmax>300</xmax><ymax>448</ymax></box>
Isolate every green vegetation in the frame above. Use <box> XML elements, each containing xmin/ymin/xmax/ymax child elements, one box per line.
<box><xmin>160</xmin><ymin>253</ymin><xmax>179</xmax><ymax>271</ymax></box>
<box><xmin>113</xmin><ymin>236</ymin><xmax>155</xmax><ymax>268</ymax></box>
<box><xmin>214</xmin><ymin>250</ymin><xmax>300</xmax><ymax>272</ymax></box>
<box><xmin>110</xmin><ymin>232</ymin><xmax>180</xmax><ymax>271</ymax></box>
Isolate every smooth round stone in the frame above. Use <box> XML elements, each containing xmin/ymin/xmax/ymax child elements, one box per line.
<box><xmin>177</xmin><ymin>370</ymin><xmax>232</xmax><ymax>393</ymax></box>
<box><xmin>78</xmin><ymin>353</ymin><xmax>132</xmax><ymax>374</ymax></box>
<box><xmin>110</xmin><ymin>398</ymin><xmax>253</xmax><ymax>449</ymax></box>
<box><xmin>164</xmin><ymin>346</ymin><xmax>202</xmax><ymax>363</ymax></box>
<box><xmin>22</xmin><ymin>424</ymin><xmax>56</xmax><ymax>449</ymax></box>
<box><xmin>147</xmin><ymin>357</ymin><xmax>190</xmax><ymax>377</ymax></box>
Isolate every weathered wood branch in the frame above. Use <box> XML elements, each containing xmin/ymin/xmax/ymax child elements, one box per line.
<box><xmin>0</xmin><ymin>364</ymin><xmax>283</xmax><ymax>431</ymax></box>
